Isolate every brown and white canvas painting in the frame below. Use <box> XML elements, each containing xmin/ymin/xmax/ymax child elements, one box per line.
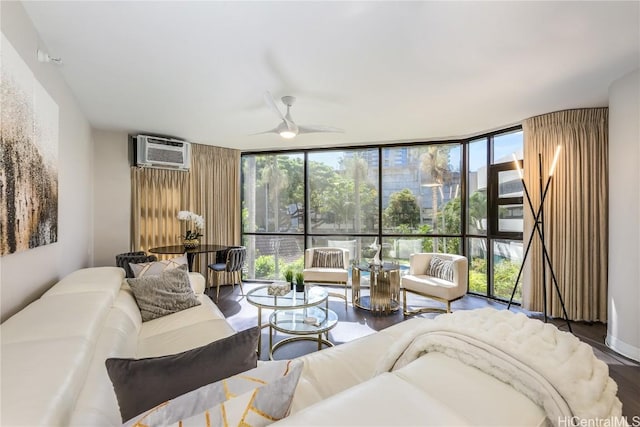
<box><xmin>1</xmin><ymin>34</ymin><xmax>59</xmax><ymax>256</ymax></box>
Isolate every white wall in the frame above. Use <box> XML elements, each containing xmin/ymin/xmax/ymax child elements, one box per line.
<box><xmin>0</xmin><ymin>2</ymin><xmax>94</xmax><ymax>322</ymax></box>
<box><xmin>92</xmin><ymin>130</ymin><xmax>131</xmax><ymax>266</ymax></box>
<box><xmin>607</xmin><ymin>69</ymin><xmax>640</xmax><ymax>362</ymax></box>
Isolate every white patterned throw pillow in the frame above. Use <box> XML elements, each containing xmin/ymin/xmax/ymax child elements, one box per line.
<box><xmin>427</xmin><ymin>256</ymin><xmax>455</xmax><ymax>282</ymax></box>
<box><xmin>124</xmin><ymin>359</ymin><xmax>304</xmax><ymax>427</ymax></box>
<box><xmin>311</xmin><ymin>249</ymin><xmax>344</xmax><ymax>269</ymax></box>
<box><xmin>129</xmin><ymin>254</ymin><xmax>188</xmax><ymax>278</ymax></box>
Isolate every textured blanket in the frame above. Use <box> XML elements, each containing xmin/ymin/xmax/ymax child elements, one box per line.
<box><xmin>375</xmin><ymin>308</ymin><xmax>624</xmax><ymax>426</ymax></box>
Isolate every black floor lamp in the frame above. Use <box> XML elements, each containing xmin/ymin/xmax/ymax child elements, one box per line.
<box><xmin>507</xmin><ymin>147</ymin><xmax>572</xmax><ymax>333</ymax></box>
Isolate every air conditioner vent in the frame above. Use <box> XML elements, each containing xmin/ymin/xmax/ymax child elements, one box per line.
<box><xmin>135</xmin><ymin>135</ymin><xmax>191</xmax><ymax>170</ymax></box>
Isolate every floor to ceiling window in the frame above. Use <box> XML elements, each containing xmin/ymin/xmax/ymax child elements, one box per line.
<box><xmin>241</xmin><ymin>126</ymin><xmax>523</xmax><ymax>302</ymax></box>
<box><xmin>466</xmin><ymin>129</ymin><xmax>524</xmax><ymax>301</ymax></box>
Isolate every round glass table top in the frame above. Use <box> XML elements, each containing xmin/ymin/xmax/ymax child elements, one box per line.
<box><xmin>269</xmin><ymin>306</ymin><xmax>338</xmax><ymax>335</ymax></box>
<box><xmin>354</xmin><ymin>261</ymin><xmax>400</xmax><ymax>272</ymax></box>
<box><xmin>246</xmin><ymin>285</ymin><xmax>328</xmax><ymax>309</ymax></box>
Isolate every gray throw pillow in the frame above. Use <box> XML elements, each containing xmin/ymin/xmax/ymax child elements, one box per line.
<box><xmin>106</xmin><ymin>326</ymin><xmax>260</xmax><ymax>423</ymax></box>
<box><xmin>427</xmin><ymin>256</ymin><xmax>455</xmax><ymax>282</ymax></box>
<box><xmin>126</xmin><ymin>264</ymin><xmax>200</xmax><ymax>322</ymax></box>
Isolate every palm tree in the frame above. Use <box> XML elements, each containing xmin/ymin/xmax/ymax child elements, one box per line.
<box><xmin>343</xmin><ymin>153</ymin><xmax>368</xmax><ymax>233</ymax></box>
<box><xmin>343</xmin><ymin>153</ymin><xmax>369</xmax><ymax>261</ymax></box>
<box><xmin>420</xmin><ymin>146</ymin><xmax>451</xmax><ymax>250</ymax></box>
<box><xmin>261</xmin><ymin>157</ymin><xmax>288</xmax><ymax>279</ymax></box>
<box><xmin>261</xmin><ymin>157</ymin><xmax>288</xmax><ymax>232</ymax></box>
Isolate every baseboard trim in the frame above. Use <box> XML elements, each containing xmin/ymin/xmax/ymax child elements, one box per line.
<box><xmin>605</xmin><ymin>334</ymin><xmax>640</xmax><ymax>362</ymax></box>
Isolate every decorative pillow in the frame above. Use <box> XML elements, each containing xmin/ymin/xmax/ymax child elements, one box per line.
<box><xmin>124</xmin><ymin>359</ymin><xmax>304</xmax><ymax>427</ymax></box>
<box><xmin>129</xmin><ymin>254</ymin><xmax>188</xmax><ymax>278</ymax></box>
<box><xmin>126</xmin><ymin>264</ymin><xmax>200</xmax><ymax>321</ymax></box>
<box><xmin>311</xmin><ymin>249</ymin><xmax>344</xmax><ymax>268</ymax></box>
<box><xmin>106</xmin><ymin>326</ymin><xmax>259</xmax><ymax>422</ymax></box>
<box><xmin>427</xmin><ymin>256</ymin><xmax>455</xmax><ymax>282</ymax></box>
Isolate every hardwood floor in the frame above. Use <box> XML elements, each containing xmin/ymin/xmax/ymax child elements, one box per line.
<box><xmin>211</xmin><ymin>283</ymin><xmax>640</xmax><ymax>418</ymax></box>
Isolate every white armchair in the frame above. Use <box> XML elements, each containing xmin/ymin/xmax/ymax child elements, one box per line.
<box><xmin>303</xmin><ymin>247</ymin><xmax>349</xmax><ymax>307</ymax></box>
<box><xmin>401</xmin><ymin>252</ymin><xmax>468</xmax><ymax>315</ymax></box>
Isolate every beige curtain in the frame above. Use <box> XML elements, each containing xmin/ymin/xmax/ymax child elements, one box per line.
<box><xmin>131</xmin><ymin>167</ymin><xmax>190</xmax><ymax>254</ymax></box>
<box><xmin>190</xmin><ymin>143</ymin><xmax>241</xmax><ymax>281</ymax></box>
<box><xmin>131</xmin><ymin>143</ymin><xmax>241</xmax><ymax>284</ymax></box>
<box><xmin>522</xmin><ymin>108</ymin><xmax>608</xmax><ymax>322</ymax></box>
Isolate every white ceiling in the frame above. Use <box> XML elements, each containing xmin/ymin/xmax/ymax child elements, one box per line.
<box><xmin>22</xmin><ymin>1</ymin><xmax>640</xmax><ymax>151</ymax></box>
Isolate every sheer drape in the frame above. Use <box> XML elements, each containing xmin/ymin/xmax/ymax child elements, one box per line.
<box><xmin>522</xmin><ymin>108</ymin><xmax>608</xmax><ymax>322</ymax></box>
<box><xmin>131</xmin><ymin>144</ymin><xmax>241</xmax><ymax>282</ymax></box>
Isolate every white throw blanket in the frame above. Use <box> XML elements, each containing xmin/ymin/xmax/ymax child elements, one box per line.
<box><xmin>376</xmin><ymin>308</ymin><xmax>624</xmax><ymax>426</ymax></box>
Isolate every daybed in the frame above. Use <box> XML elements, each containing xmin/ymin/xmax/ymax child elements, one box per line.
<box><xmin>1</xmin><ymin>267</ymin><xmax>625</xmax><ymax>426</ymax></box>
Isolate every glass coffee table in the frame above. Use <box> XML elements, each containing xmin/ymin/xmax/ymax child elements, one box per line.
<box><xmin>269</xmin><ymin>306</ymin><xmax>338</xmax><ymax>360</ymax></box>
<box><xmin>246</xmin><ymin>285</ymin><xmax>329</xmax><ymax>358</ymax></box>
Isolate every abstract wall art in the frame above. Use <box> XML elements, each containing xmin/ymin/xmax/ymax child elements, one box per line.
<box><xmin>1</xmin><ymin>34</ymin><xmax>59</xmax><ymax>256</ymax></box>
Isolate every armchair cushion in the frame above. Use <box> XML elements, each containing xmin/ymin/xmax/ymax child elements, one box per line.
<box><xmin>402</xmin><ymin>275</ymin><xmax>461</xmax><ymax>301</ymax></box>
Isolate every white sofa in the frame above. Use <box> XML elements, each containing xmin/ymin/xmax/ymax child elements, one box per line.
<box><xmin>1</xmin><ymin>267</ymin><xmax>623</xmax><ymax>427</ymax></box>
<box><xmin>281</xmin><ymin>308</ymin><xmax>623</xmax><ymax>426</ymax></box>
<box><xmin>281</xmin><ymin>317</ymin><xmax>547</xmax><ymax>426</ymax></box>
<box><xmin>0</xmin><ymin>267</ymin><xmax>235</xmax><ymax>426</ymax></box>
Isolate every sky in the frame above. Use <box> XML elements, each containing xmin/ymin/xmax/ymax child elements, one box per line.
<box><xmin>282</xmin><ymin>129</ymin><xmax>523</xmax><ymax>172</ymax></box>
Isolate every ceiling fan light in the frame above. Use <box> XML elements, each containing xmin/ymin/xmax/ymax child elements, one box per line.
<box><xmin>280</xmin><ymin>130</ymin><xmax>296</xmax><ymax>139</ymax></box>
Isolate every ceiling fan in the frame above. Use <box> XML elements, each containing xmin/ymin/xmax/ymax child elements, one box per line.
<box><xmin>256</xmin><ymin>91</ymin><xmax>343</xmax><ymax>139</ymax></box>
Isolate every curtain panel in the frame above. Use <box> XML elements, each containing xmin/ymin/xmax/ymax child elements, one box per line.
<box><xmin>131</xmin><ymin>143</ymin><xmax>241</xmax><ymax>284</ymax></box>
<box><xmin>131</xmin><ymin>167</ymin><xmax>190</xmax><ymax>254</ymax></box>
<box><xmin>190</xmin><ymin>144</ymin><xmax>241</xmax><ymax>282</ymax></box>
<box><xmin>522</xmin><ymin>108</ymin><xmax>608</xmax><ymax>322</ymax></box>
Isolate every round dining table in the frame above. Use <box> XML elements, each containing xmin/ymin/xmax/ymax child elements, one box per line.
<box><xmin>148</xmin><ymin>244</ymin><xmax>229</xmax><ymax>271</ymax></box>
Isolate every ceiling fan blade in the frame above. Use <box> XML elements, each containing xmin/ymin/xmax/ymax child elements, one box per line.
<box><xmin>249</xmin><ymin>128</ymin><xmax>279</xmax><ymax>136</ymax></box>
<box><xmin>264</xmin><ymin>91</ymin><xmax>294</xmax><ymax>131</ymax></box>
<box><xmin>297</xmin><ymin>125</ymin><xmax>344</xmax><ymax>134</ymax></box>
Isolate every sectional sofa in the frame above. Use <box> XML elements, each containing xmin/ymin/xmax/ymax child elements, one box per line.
<box><xmin>0</xmin><ymin>267</ymin><xmax>235</xmax><ymax>426</ymax></box>
<box><xmin>0</xmin><ymin>267</ymin><xmax>625</xmax><ymax>426</ymax></box>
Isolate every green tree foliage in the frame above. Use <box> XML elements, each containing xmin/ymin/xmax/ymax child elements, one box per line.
<box><xmin>308</xmin><ymin>160</ymin><xmax>338</xmax><ymax>223</ymax></box>
<box><xmin>469</xmin><ymin>258</ymin><xmax>488</xmax><ymax>294</ymax></box>
<box><xmin>384</xmin><ymin>189</ymin><xmax>420</xmax><ymax>229</ymax></box>
<box><xmin>434</xmin><ymin>196</ymin><xmax>461</xmax><ymax>254</ymax></box>
<box><xmin>255</xmin><ymin>254</ymin><xmax>305</xmax><ymax>281</ymax></box>
<box><xmin>254</xmin><ymin>255</ymin><xmax>276</xmax><ymax>279</ymax></box>
<box><xmin>468</xmin><ymin>258</ymin><xmax>522</xmax><ymax>301</ymax></box>
<box><xmin>468</xmin><ymin>191</ymin><xmax>487</xmax><ymax>233</ymax></box>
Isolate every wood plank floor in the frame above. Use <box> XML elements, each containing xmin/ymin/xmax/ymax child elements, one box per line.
<box><xmin>211</xmin><ymin>283</ymin><xmax>640</xmax><ymax>418</ymax></box>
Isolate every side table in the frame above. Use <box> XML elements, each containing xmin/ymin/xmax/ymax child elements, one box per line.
<box><xmin>352</xmin><ymin>262</ymin><xmax>401</xmax><ymax>315</ymax></box>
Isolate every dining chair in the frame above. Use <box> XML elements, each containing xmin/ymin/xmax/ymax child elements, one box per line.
<box><xmin>207</xmin><ymin>246</ymin><xmax>246</xmax><ymax>302</ymax></box>
<box><xmin>115</xmin><ymin>251</ymin><xmax>157</xmax><ymax>278</ymax></box>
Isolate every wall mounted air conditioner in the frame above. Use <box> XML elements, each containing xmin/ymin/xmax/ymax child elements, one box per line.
<box><xmin>135</xmin><ymin>135</ymin><xmax>191</xmax><ymax>170</ymax></box>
